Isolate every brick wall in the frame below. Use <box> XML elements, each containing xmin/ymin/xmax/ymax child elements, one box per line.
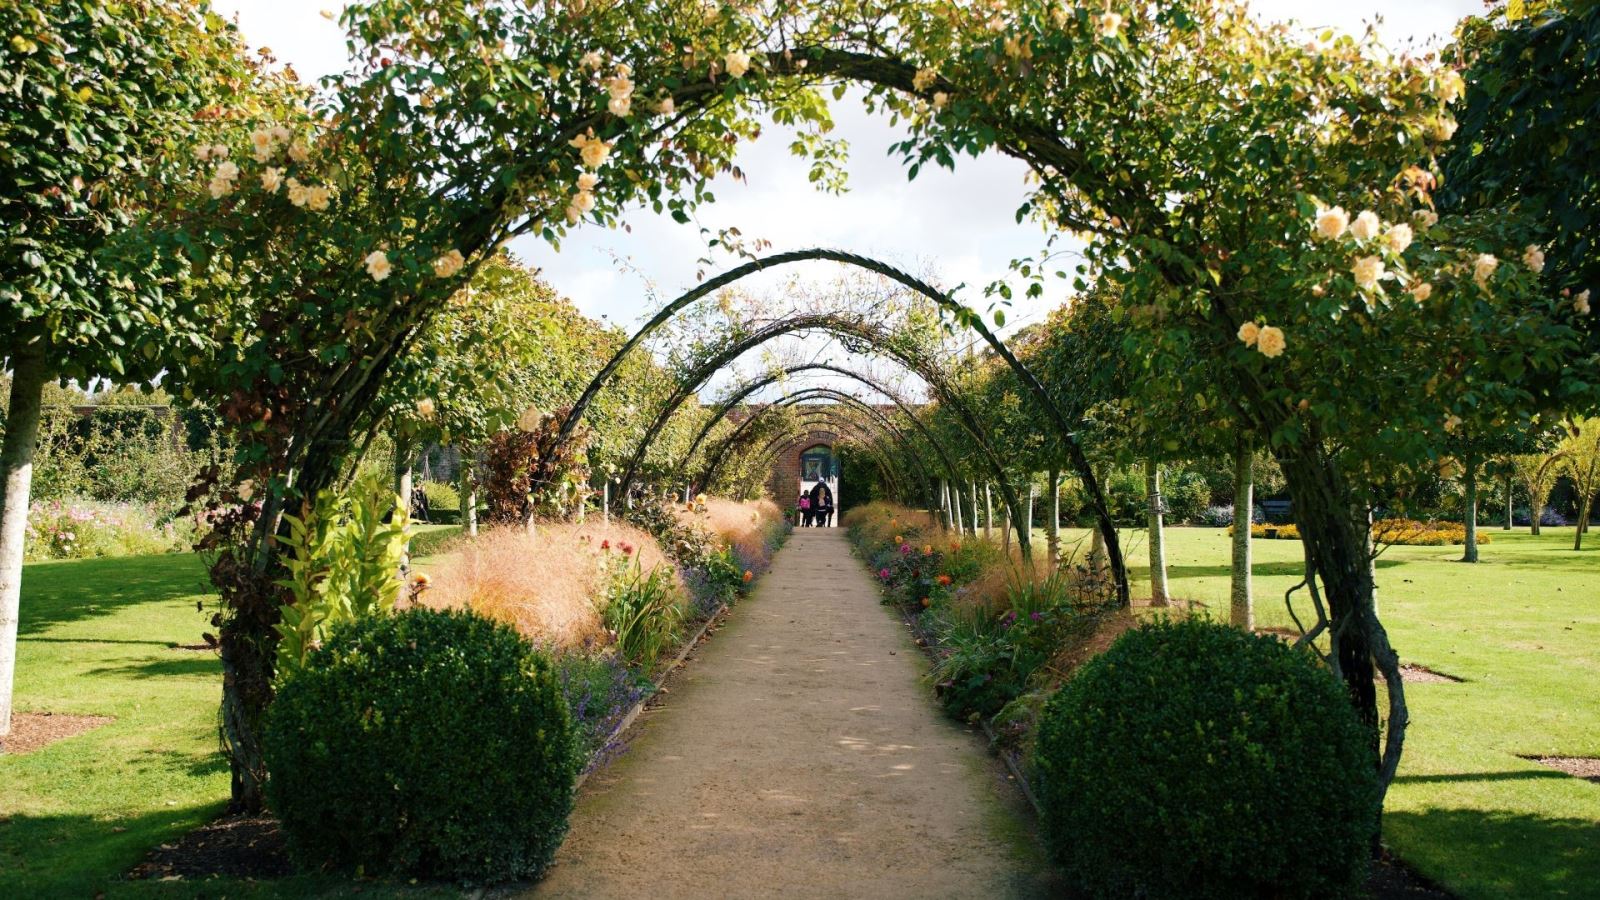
<box><xmin>767</xmin><ymin>428</ymin><xmax>839</xmax><ymax>519</ymax></box>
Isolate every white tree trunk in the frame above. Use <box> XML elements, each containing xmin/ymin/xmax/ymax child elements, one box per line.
<box><xmin>952</xmin><ymin>480</ymin><xmax>964</xmax><ymax>534</ymax></box>
<box><xmin>1462</xmin><ymin>451</ymin><xmax>1479</xmax><ymax>563</ymax></box>
<box><xmin>1230</xmin><ymin>444</ymin><xmax>1254</xmax><ymax>630</ymax></box>
<box><xmin>984</xmin><ymin>483</ymin><xmax>993</xmax><ymax>539</ymax></box>
<box><xmin>1025</xmin><ymin>477</ymin><xmax>1036</xmax><ymax>561</ymax></box>
<box><xmin>1047</xmin><ymin>467</ymin><xmax>1061</xmax><ymax>569</ymax></box>
<box><xmin>1145</xmin><ymin>459</ymin><xmax>1169</xmax><ymax>607</ymax></box>
<box><xmin>969</xmin><ymin>481</ymin><xmax>979</xmax><ymax>538</ymax></box>
<box><xmin>1</xmin><ymin>350</ymin><xmax>49</xmax><ymax>738</ymax></box>
<box><xmin>458</xmin><ymin>457</ymin><xmax>478</xmax><ymax>537</ymax></box>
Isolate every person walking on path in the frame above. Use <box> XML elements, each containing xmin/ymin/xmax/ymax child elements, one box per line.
<box><xmin>798</xmin><ymin>493</ymin><xmax>813</xmax><ymax>527</ymax></box>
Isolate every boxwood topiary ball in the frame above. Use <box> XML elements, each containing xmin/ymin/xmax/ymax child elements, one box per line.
<box><xmin>1034</xmin><ymin>617</ymin><xmax>1379</xmax><ymax>899</ymax></box>
<box><xmin>263</xmin><ymin>608</ymin><xmax>579</xmax><ymax>882</ymax></box>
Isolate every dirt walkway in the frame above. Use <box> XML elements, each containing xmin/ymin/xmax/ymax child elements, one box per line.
<box><xmin>529</xmin><ymin>528</ymin><xmax>1059</xmax><ymax>899</ymax></box>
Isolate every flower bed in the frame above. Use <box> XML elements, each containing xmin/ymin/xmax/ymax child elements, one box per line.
<box><xmin>420</xmin><ymin>498</ymin><xmax>789</xmax><ymax>771</ymax></box>
<box><xmin>844</xmin><ymin>501</ymin><xmax>1126</xmax><ymax>750</ymax></box>
<box><xmin>1229</xmin><ymin>518</ymin><xmax>1490</xmax><ymax>545</ymax></box>
<box><xmin>23</xmin><ymin>497</ymin><xmax>196</xmax><ymax>561</ymax></box>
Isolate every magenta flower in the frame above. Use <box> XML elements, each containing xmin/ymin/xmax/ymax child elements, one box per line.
<box><xmin>878</xmin><ymin>568</ymin><xmax>891</xmax><ymax>580</ymax></box>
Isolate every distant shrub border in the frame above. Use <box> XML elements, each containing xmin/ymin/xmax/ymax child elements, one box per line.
<box><xmin>1228</xmin><ymin>517</ymin><xmax>1490</xmax><ymax>546</ymax></box>
<box><xmin>263</xmin><ymin>609</ymin><xmax>579</xmax><ymax>883</ymax></box>
<box><xmin>1035</xmin><ymin>618</ymin><xmax>1379</xmax><ymax>899</ymax></box>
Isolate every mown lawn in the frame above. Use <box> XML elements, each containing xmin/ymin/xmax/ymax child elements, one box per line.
<box><xmin>3</xmin><ymin>524</ymin><xmax>1593</xmax><ymax>898</ymax></box>
<box><xmin>0</xmin><ymin>526</ymin><xmax>460</xmax><ymax>899</ymax></box>
<box><xmin>1046</xmin><ymin>524</ymin><xmax>1600</xmax><ymax>900</ymax></box>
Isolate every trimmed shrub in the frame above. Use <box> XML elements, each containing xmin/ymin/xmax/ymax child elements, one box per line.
<box><xmin>263</xmin><ymin>608</ymin><xmax>579</xmax><ymax>882</ymax></box>
<box><xmin>1035</xmin><ymin>618</ymin><xmax>1379</xmax><ymax>899</ymax></box>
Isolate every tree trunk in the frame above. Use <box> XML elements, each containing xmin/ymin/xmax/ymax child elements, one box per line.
<box><xmin>1531</xmin><ymin>489</ymin><xmax>1543</xmax><ymax>536</ymax></box>
<box><xmin>0</xmin><ymin>348</ymin><xmax>49</xmax><ymax>738</ymax></box>
<box><xmin>939</xmin><ymin>479</ymin><xmax>951</xmax><ymax>530</ymax></box>
<box><xmin>1230</xmin><ymin>442</ymin><xmax>1254</xmax><ymax>630</ymax></box>
<box><xmin>969</xmin><ymin>481</ymin><xmax>979</xmax><ymax>538</ymax></box>
<box><xmin>1461</xmin><ymin>451</ymin><xmax>1479</xmax><ymax>563</ymax></box>
<box><xmin>1145</xmin><ymin>460</ymin><xmax>1169</xmax><ymax>607</ymax></box>
<box><xmin>1024</xmin><ymin>477</ymin><xmax>1036</xmax><ymax>560</ymax></box>
<box><xmin>952</xmin><ymin>480</ymin><xmax>964</xmax><ymax>534</ymax></box>
<box><xmin>984</xmin><ymin>483</ymin><xmax>994</xmax><ymax>539</ymax></box>
<box><xmin>1047</xmin><ymin>467</ymin><xmax>1061</xmax><ymax>569</ymax></box>
<box><xmin>394</xmin><ymin>438</ymin><xmax>416</xmax><ymax>522</ymax></box>
<box><xmin>1577</xmin><ymin>496</ymin><xmax>1591</xmax><ymax>551</ymax></box>
<box><xmin>459</xmin><ymin>457</ymin><xmax>478</xmax><ymax>537</ymax></box>
<box><xmin>1503</xmin><ymin>473</ymin><xmax>1513</xmax><ymax>530</ymax></box>
<box><xmin>1275</xmin><ymin>444</ymin><xmax>1406</xmax><ymax>807</ymax></box>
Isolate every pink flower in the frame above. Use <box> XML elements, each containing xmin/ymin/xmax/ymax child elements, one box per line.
<box><xmin>878</xmin><ymin>568</ymin><xmax>891</xmax><ymax>580</ymax></box>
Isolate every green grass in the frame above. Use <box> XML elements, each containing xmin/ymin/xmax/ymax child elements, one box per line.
<box><xmin>0</xmin><ymin>550</ymin><xmax>455</xmax><ymax>899</ymax></box>
<box><xmin>4</xmin><ymin>526</ymin><xmax>1595</xmax><ymax>898</ymax></box>
<box><xmin>1044</xmin><ymin>524</ymin><xmax>1600</xmax><ymax>900</ymax></box>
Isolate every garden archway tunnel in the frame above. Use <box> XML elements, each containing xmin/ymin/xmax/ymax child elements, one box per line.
<box><xmin>545</xmin><ymin>250</ymin><xmax>1127</xmax><ymax>598</ymax></box>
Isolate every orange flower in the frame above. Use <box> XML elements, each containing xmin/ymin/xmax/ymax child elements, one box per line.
<box><xmin>937</xmin><ymin>574</ymin><xmax>952</xmax><ymax>586</ymax></box>
<box><xmin>411</xmin><ymin>572</ymin><xmax>431</xmax><ymax>588</ymax></box>
<box><xmin>922</xmin><ymin>544</ymin><xmax>933</xmax><ymax>556</ymax></box>
<box><xmin>920</xmin><ymin>597</ymin><xmax>932</xmax><ymax>608</ymax></box>
<box><xmin>894</xmin><ymin>534</ymin><xmax>903</xmax><ymax>544</ymax></box>
<box><xmin>742</xmin><ymin>570</ymin><xmax>754</xmax><ymax>583</ymax></box>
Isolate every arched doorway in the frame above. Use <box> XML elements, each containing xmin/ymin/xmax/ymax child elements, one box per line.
<box><xmin>797</xmin><ymin>442</ymin><xmax>840</xmax><ymax>528</ymax></box>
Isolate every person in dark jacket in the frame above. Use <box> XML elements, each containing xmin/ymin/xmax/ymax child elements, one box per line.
<box><xmin>809</xmin><ymin>482</ymin><xmax>835</xmax><ymax>527</ymax></box>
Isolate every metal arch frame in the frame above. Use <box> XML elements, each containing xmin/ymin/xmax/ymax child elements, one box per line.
<box><xmin>698</xmin><ymin>397</ymin><xmax>934</xmax><ymax>508</ymax></box>
<box><xmin>695</xmin><ymin>387</ymin><xmax>941</xmax><ymax>502</ymax></box>
<box><xmin>722</xmin><ymin>411</ymin><xmax>924</xmax><ymax>510</ymax></box>
<box><xmin>673</xmin><ymin>362</ymin><xmax>961</xmax><ymax>488</ymax></box>
<box><xmin>593</xmin><ymin>311</ymin><xmax>1035</xmax><ymax>560</ymax></box>
<box><xmin>546</xmin><ymin>248</ymin><xmax>1127</xmax><ymax>601</ymax></box>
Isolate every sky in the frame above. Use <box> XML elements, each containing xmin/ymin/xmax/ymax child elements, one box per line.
<box><xmin>209</xmin><ymin>0</ymin><xmax>1484</xmax><ymax>396</ymax></box>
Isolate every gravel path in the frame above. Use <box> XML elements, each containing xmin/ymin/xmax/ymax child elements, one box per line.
<box><xmin>528</xmin><ymin>528</ymin><xmax>1059</xmax><ymax>899</ymax></box>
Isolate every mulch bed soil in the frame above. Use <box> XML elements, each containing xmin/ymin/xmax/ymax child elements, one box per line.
<box><xmin>1368</xmin><ymin>847</ymin><xmax>1458</xmax><ymax>899</ymax></box>
<box><xmin>1524</xmin><ymin>755</ymin><xmax>1600</xmax><ymax>784</ymax></box>
<box><xmin>127</xmin><ymin>814</ymin><xmax>291</xmax><ymax>882</ymax></box>
<box><xmin>0</xmin><ymin>712</ymin><xmax>113</xmax><ymax>755</ymax></box>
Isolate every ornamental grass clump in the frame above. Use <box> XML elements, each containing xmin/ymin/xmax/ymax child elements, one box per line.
<box><xmin>262</xmin><ymin>608</ymin><xmax>579</xmax><ymax>883</ymax></box>
<box><xmin>1035</xmin><ymin>618</ymin><xmax>1379</xmax><ymax>899</ymax></box>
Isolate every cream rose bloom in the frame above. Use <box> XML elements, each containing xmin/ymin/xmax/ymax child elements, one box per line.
<box><xmin>1314</xmin><ymin>205</ymin><xmax>1349</xmax><ymax>240</ymax></box>
<box><xmin>657</xmin><ymin>96</ymin><xmax>676</xmax><ymax>115</ymax></box>
<box><xmin>933</xmin><ymin>91</ymin><xmax>949</xmax><ymax>110</ymax></box>
<box><xmin>1438</xmin><ymin>69</ymin><xmax>1466</xmax><ymax>104</ymax></box>
<box><xmin>1351</xmin><ymin>255</ymin><xmax>1385</xmax><ymax>289</ymax></box>
<box><xmin>1444</xmin><ymin>414</ymin><xmax>1462</xmax><ymax>433</ymax></box>
<box><xmin>305</xmin><ymin>185</ymin><xmax>331</xmax><ymax>211</ymax></box>
<box><xmin>364</xmin><ymin>250</ymin><xmax>392</xmax><ymax>282</ymax></box>
<box><xmin>1575</xmin><ymin>289</ymin><xmax>1591</xmax><ymax>315</ymax></box>
<box><xmin>581</xmin><ymin>50</ymin><xmax>603</xmax><ymax>69</ymax></box>
<box><xmin>572</xmin><ymin>190</ymin><xmax>596</xmax><ymax>214</ymax></box>
<box><xmin>1433</xmin><ymin>116</ymin><xmax>1458</xmax><ymax>142</ymax></box>
<box><xmin>285</xmin><ymin>178</ymin><xmax>310</xmax><ymax>208</ymax></box>
<box><xmin>913</xmin><ymin>67</ymin><xmax>937</xmax><ymax>91</ymax></box>
<box><xmin>570</xmin><ymin>130</ymin><xmax>611</xmax><ymax>168</ymax></box>
<box><xmin>1236</xmin><ymin>321</ymin><xmax>1260</xmax><ymax>347</ymax></box>
<box><xmin>287</xmin><ymin>140</ymin><xmax>310</xmax><ymax>163</ymax></box>
<box><xmin>724</xmin><ymin>50</ymin><xmax>751</xmax><ymax>78</ymax></box>
<box><xmin>1349</xmin><ymin>210</ymin><xmax>1381</xmax><ymax>241</ymax></box>
<box><xmin>1098</xmin><ymin>11</ymin><xmax>1123</xmax><ymax>38</ymax></box>
<box><xmin>608</xmin><ymin>95</ymin><xmax>631</xmax><ymax>116</ymax></box>
<box><xmin>260</xmin><ymin>167</ymin><xmax>283</xmax><ymax>193</ymax></box>
<box><xmin>1256</xmin><ymin>325</ymin><xmax>1286</xmax><ymax>358</ymax></box>
<box><xmin>249</xmin><ymin>128</ymin><xmax>274</xmax><ymax>162</ymax></box>
<box><xmin>433</xmin><ymin>249</ymin><xmax>465</xmax><ymax>279</ymax></box>
<box><xmin>1473</xmin><ymin>253</ymin><xmax>1499</xmax><ymax>285</ymax></box>
<box><xmin>1385</xmin><ymin>223</ymin><xmax>1413</xmax><ymax>254</ymax></box>
<box><xmin>577</xmin><ymin>172</ymin><xmax>600</xmax><ymax>191</ymax></box>
<box><xmin>1409</xmin><ymin>282</ymin><xmax>1433</xmax><ymax>302</ymax></box>
<box><xmin>415</xmin><ymin>397</ymin><xmax>437</xmax><ymax>419</ymax></box>
<box><xmin>1522</xmin><ymin>245</ymin><xmax>1545</xmax><ymax>274</ymax></box>
<box><xmin>1413</xmin><ymin>208</ymin><xmax>1439</xmax><ymax>230</ymax></box>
